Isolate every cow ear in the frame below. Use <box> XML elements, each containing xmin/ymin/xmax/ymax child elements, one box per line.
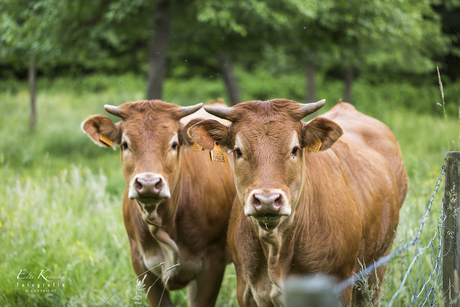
<box><xmin>301</xmin><ymin>117</ymin><xmax>343</xmax><ymax>151</ymax></box>
<box><xmin>188</xmin><ymin>119</ymin><xmax>231</xmax><ymax>151</ymax></box>
<box><xmin>81</xmin><ymin>115</ymin><xmax>120</xmax><ymax>148</ymax></box>
<box><xmin>180</xmin><ymin>118</ymin><xmax>205</xmax><ymax>147</ymax></box>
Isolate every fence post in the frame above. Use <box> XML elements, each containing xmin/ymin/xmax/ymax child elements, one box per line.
<box><xmin>285</xmin><ymin>275</ymin><xmax>341</xmax><ymax>307</ymax></box>
<box><xmin>444</xmin><ymin>151</ymin><xmax>460</xmax><ymax>306</ymax></box>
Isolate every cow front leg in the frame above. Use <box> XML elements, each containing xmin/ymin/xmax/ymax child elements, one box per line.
<box><xmin>132</xmin><ymin>259</ymin><xmax>174</xmax><ymax>306</ymax></box>
<box><xmin>187</xmin><ymin>251</ymin><xmax>227</xmax><ymax>307</ymax></box>
<box><xmin>130</xmin><ymin>242</ymin><xmax>173</xmax><ymax>306</ymax></box>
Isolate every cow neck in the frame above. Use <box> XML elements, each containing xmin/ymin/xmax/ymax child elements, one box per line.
<box><xmin>147</xmin><ymin>176</ymin><xmax>182</xmax><ymax>240</ymax></box>
<box><xmin>143</xmin><ymin>174</ymin><xmax>183</xmax><ymax>282</ymax></box>
<box><xmin>251</xmin><ymin>212</ymin><xmax>296</xmax><ymax>298</ymax></box>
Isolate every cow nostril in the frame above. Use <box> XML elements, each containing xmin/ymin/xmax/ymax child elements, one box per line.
<box><xmin>134</xmin><ymin>178</ymin><xmax>143</xmax><ymax>192</ymax></box>
<box><xmin>252</xmin><ymin>195</ymin><xmax>262</xmax><ymax>210</ymax></box>
<box><xmin>274</xmin><ymin>196</ymin><xmax>282</xmax><ymax>208</ymax></box>
<box><xmin>154</xmin><ymin>178</ymin><xmax>163</xmax><ymax>191</ymax></box>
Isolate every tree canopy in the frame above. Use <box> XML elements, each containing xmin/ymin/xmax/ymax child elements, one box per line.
<box><xmin>0</xmin><ymin>0</ymin><xmax>458</xmax><ymax>85</ymax></box>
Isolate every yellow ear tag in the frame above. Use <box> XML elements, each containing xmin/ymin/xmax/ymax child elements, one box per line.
<box><xmin>192</xmin><ymin>143</ymin><xmax>206</xmax><ymax>151</ymax></box>
<box><xmin>209</xmin><ymin>141</ymin><xmax>227</xmax><ymax>163</ymax></box>
<box><xmin>306</xmin><ymin>139</ymin><xmax>322</xmax><ymax>153</ymax></box>
<box><xmin>99</xmin><ymin>134</ymin><xmax>113</xmax><ymax>147</ymax></box>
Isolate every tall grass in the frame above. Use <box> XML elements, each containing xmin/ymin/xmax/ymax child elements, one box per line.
<box><xmin>0</xmin><ymin>166</ymin><xmax>238</xmax><ymax>306</ymax></box>
<box><xmin>0</xmin><ymin>72</ymin><xmax>458</xmax><ymax>305</ymax></box>
<box><xmin>0</xmin><ymin>166</ymin><xmax>134</xmax><ymax>306</ymax></box>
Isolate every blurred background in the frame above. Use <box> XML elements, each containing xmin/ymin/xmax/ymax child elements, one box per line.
<box><xmin>0</xmin><ymin>0</ymin><xmax>459</xmax><ymax>306</ymax></box>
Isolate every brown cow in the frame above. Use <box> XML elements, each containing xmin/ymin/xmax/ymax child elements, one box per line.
<box><xmin>189</xmin><ymin>99</ymin><xmax>408</xmax><ymax>306</ymax></box>
<box><xmin>81</xmin><ymin>100</ymin><xmax>235</xmax><ymax>306</ymax></box>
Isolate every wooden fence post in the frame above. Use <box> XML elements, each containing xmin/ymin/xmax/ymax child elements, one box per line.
<box><xmin>285</xmin><ymin>275</ymin><xmax>340</xmax><ymax>307</ymax></box>
<box><xmin>444</xmin><ymin>151</ymin><xmax>460</xmax><ymax>306</ymax></box>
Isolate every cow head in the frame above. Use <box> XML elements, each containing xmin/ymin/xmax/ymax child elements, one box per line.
<box><xmin>189</xmin><ymin>99</ymin><xmax>343</xmax><ymax>231</ymax></box>
<box><xmin>82</xmin><ymin>100</ymin><xmax>202</xmax><ymax>225</ymax></box>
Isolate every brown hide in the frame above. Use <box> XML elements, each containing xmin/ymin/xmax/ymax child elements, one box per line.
<box><xmin>189</xmin><ymin>99</ymin><xmax>407</xmax><ymax>306</ymax></box>
<box><xmin>82</xmin><ymin>100</ymin><xmax>235</xmax><ymax>307</ymax></box>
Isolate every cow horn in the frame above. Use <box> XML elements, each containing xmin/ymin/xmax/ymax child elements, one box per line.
<box><xmin>204</xmin><ymin>106</ymin><xmax>234</xmax><ymax>121</ymax></box>
<box><xmin>104</xmin><ymin>105</ymin><xmax>121</xmax><ymax>117</ymax></box>
<box><xmin>178</xmin><ymin>103</ymin><xmax>203</xmax><ymax>118</ymax></box>
<box><xmin>299</xmin><ymin>99</ymin><xmax>326</xmax><ymax>118</ymax></box>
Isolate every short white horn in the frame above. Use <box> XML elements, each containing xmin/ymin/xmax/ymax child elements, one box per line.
<box><xmin>178</xmin><ymin>103</ymin><xmax>203</xmax><ymax>118</ymax></box>
<box><xmin>204</xmin><ymin>106</ymin><xmax>234</xmax><ymax>121</ymax></box>
<box><xmin>299</xmin><ymin>99</ymin><xmax>326</xmax><ymax>118</ymax></box>
<box><xmin>104</xmin><ymin>105</ymin><xmax>121</xmax><ymax>117</ymax></box>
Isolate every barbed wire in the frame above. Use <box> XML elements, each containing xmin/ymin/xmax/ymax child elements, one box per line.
<box><xmin>334</xmin><ymin>165</ymin><xmax>446</xmax><ymax>304</ymax></box>
<box><xmin>409</xmin><ymin>212</ymin><xmax>446</xmax><ymax>306</ymax></box>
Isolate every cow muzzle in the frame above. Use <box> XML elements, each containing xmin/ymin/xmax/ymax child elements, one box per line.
<box><xmin>129</xmin><ymin>173</ymin><xmax>171</xmax><ymax>212</ymax></box>
<box><xmin>245</xmin><ymin>189</ymin><xmax>291</xmax><ymax>230</ymax></box>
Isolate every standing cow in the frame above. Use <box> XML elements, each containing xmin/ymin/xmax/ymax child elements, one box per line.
<box><xmin>189</xmin><ymin>99</ymin><xmax>408</xmax><ymax>306</ymax></box>
<box><xmin>81</xmin><ymin>100</ymin><xmax>235</xmax><ymax>306</ymax></box>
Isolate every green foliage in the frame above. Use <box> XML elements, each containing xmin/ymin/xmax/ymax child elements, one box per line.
<box><xmin>2</xmin><ymin>0</ymin><xmax>456</xmax><ymax>82</ymax></box>
<box><xmin>0</xmin><ymin>0</ymin><xmax>155</xmax><ymax>76</ymax></box>
<box><xmin>0</xmin><ymin>0</ymin><xmax>64</xmax><ymax>60</ymax></box>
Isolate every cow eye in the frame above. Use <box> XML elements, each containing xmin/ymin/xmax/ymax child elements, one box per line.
<box><xmin>291</xmin><ymin>147</ymin><xmax>299</xmax><ymax>156</ymax></box>
<box><xmin>171</xmin><ymin>142</ymin><xmax>178</xmax><ymax>149</ymax></box>
<box><xmin>236</xmin><ymin>149</ymin><xmax>243</xmax><ymax>158</ymax></box>
<box><xmin>121</xmin><ymin>142</ymin><xmax>128</xmax><ymax>150</ymax></box>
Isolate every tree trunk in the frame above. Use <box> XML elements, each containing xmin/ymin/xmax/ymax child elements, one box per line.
<box><xmin>29</xmin><ymin>55</ymin><xmax>36</xmax><ymax>130</ymax></box>
<box><xmin>146</xmin><ymin>0</ymin><xmax>171</xmax><ymax>100</ymax></box>
<box><xmin>305</xmin><ymin>63</ymin><xmax>316</xmax><ymax>103</ymax></box>
<box><xmin>217</xmin><ymin>51</ymin><xmax>241</xmax><ymax>106</ymax></box>
<box><xmin>343</xmin><ymin>67</ymin><xmax>354</xmax><ymax>104</ymax></box>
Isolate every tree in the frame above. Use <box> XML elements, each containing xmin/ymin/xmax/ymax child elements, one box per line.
<box><xmin>175</xmin><ymin>0</ymin><xmax>322</xmax><ymax>105</ymax></box>
<box><xmin>0</xmin><ymin>0</ymin><xmax>128</xmax><ymax>129</ymax></box>
<box><xmin>315</xmin><ymin>0</ymin><xmax>450</xmax><ymax>103</ymax></box>
<box><xmin>146</xmin><ymin>0</ymin><xmax>171</xmax><ymax>99</ymax></box>
<box><xmin>0</xmin><ymin>0</ymin><xmax>64</xmax><ymax>130</ymax></box>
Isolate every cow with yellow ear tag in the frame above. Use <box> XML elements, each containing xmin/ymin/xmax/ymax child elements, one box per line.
<box><xmin>189</xmin><ymin>98</ymin><xmax>407</xmax><ymax>307</ymax></box>
<box><xmin>82</xmin><ymin>99</ymin><xmax>236</xmax><ymax>307</ymax></box>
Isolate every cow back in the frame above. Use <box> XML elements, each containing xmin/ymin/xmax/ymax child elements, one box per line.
<box><xmin>323</xmin><ymin>102</ymin><xmax>408</xmax><ymax>207</ymax></box>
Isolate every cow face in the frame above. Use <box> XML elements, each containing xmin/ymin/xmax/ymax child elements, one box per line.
<box><xmin>189</xmin><ymin>99</ymin><xmax>342</xmax><ymax>231</ymax></box>
<box><xmin>82</xmin><ymin>100</ymin><xmax>202</xmax><ymax>224</ymax></box>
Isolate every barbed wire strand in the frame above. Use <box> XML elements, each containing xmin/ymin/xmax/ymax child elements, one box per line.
<box><xmin>334</xmin><ymin>165</ymin><xmax>445</xmax><ymax>300</ymax></box>
<box><xmin>389</xmin><ymin>166</ymin><xmax>445</xmax><ymax>307</ymax></box>
<box><xmin>407</xmin><ymin>213</ymin><xmax>446</xmax><ymax>306</ymax></box>
<box><xmin>418</xmin><ymin>215</ymin><xmax>447</xmax><ymax>306</ymax></box>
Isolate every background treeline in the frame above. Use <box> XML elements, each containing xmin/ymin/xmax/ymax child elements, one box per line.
<box><xmin>1</xmin><ymin>0</ymin><xmax>460</xmax><ymax>120</ymax></box>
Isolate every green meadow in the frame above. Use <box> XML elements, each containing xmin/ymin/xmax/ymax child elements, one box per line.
<box><xmin>1</xmin><ymin>73</ymin><xmax>459</xmax><ymax>306</ymax></box>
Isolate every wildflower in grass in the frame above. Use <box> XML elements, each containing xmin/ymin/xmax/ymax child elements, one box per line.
<box><xmin>77</xmin><ymin>240</ymin><xmax>81</xmax><ymax>245</ymax></box>
<box><xmin>111</xmin><ymin>283</ymin><xmax>116</xmax><ymax>287</ymax></box>
<box><xmin>0</xmin><ymin>221</ymin><xmax>2</xmax><ymax>227</ymax></box>
<box><xmin>80</xmin><ymin>254</ymin><xmax>84</xmax><ymax>259</ymax></box>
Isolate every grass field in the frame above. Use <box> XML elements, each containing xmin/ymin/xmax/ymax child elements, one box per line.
<box><xmin>0</xmin><ymin>73</ymin><xmax>459</xmax><ymax>306</ymax></box>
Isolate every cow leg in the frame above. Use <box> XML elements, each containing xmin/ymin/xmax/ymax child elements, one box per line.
<box><xmin>353</xmin><ymin>245</ymin><xmax>392</xmax><ymax>306</ymax></box>
<box><xmin>129</xmin><ymin>241</ymin><xmax>173</xmax><ymax>306</ymax></box>
<box><xmin>340</xmin><ymin>285</ymin><xmax>353</xmax><ymax>307</ymax></box>
<box><xmin>352</xmin><ymin>266</ymin><xmax>385</xmax><ymax>307</ymax></box>
<box><xmin>370</xmin><ymin>264</ymin><xmax>386</xmax><ymax>306</ymax></box>
<box><xmin>234</xmin><ymin>270</ymin><xmax>259</xmax><ymax>307</ymax></box>
<box><xmin>187</xmin><ymin>251</ymin><xmax>227</xmax><ymax>307</ymax></box>
<box><xmin>365</xmin><ymin>250</ymin><xmax>391</xmax><ymax>306</ymax></box>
